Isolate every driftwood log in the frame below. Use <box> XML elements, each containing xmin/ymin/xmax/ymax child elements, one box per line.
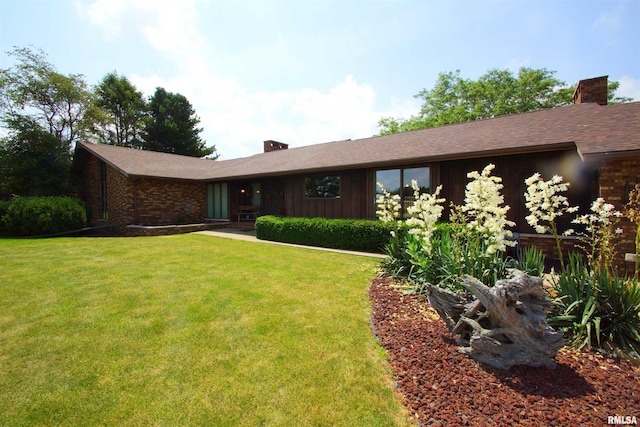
<box><xmin>425</xmin><ymin>269</ymin><xmax>564</xmax><ymax>369</ymax></box>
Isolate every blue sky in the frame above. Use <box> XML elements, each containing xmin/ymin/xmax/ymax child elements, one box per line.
<box><xmin>1</xmin><ymin>0</ymin><xmax>639</xmax><ymax>159</ymax></box>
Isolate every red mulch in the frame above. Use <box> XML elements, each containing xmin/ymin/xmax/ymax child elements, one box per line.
<box><xmin>369</xmin><ymin>276</ymin><xmax>640</xmax><ymax>426</ymax></box>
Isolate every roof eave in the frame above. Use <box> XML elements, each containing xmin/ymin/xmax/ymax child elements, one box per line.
<box><xmin>580</xmin><ymin>149</ymin><xmax>640</xmax><ymax>163</ymax></box>
<box><xmin>75</xmin><ymin>142</ymin><xmax>131</xmax><ymax>178</ymax></box>
<box><xmin>204</xmin><ymin>141</ymin><xmax>579</xmax><ymax>181</ymax></box>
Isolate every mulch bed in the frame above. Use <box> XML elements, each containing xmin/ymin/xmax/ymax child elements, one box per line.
<box><xmin>369</xmin><ymin>276</ymin><xmax>640</xmax><ymax>426</ymax></box>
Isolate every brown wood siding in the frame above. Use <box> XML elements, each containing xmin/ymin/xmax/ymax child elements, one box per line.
<box><xmin>284</xmin><ymin>169</ymin><xmax>370</xmax><ymax>218</ymax></box>
<box><xmin>438</xmin><ymin>150</ymin><xmax>597</xmax><ymax>234</ymax></box>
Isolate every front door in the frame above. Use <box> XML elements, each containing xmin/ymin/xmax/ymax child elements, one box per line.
<box><xmin>207</xmin><ymin>183</ymin><xmax>228</xmax><ymax>219</ymax></box>
<box><xmin>262</xmin><ymin>179</ymin><xmax>285</xmax><ymax>215</ymax></box>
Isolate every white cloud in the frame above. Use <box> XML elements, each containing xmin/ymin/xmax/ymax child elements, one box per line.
<box><xmin>131</xmin><ymin>70</ymin><xmax>409</xmax><ymax>159</ymax></box>
<box><xmin>74</xmin><ymin>0</ymin><xmax>127</xmax><ymax>39</ymax></box>
<box><xmin>592</xmin><ymin>5</ymin><xmax>623</xmax><ymax>30</ymax></box>
<box><xmin>617</xmin><ymin>76</ymin><xmax>640</xmax><ymax>102</ymax></box>
<box><xmin>79</xmin><ymin>0</ymin><xmax>416</xmax><ymax>160</ymax></box>
<box><xmin>76</xmin><ymin>0</ymin><xmax>208</xmax><ymax>66</ymax></box>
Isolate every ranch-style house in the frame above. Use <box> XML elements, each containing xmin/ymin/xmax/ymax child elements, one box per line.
<box><xmin>73</xmin><ymin>76</ymin><xmax>640</xmax><ymax>267</ymax></box>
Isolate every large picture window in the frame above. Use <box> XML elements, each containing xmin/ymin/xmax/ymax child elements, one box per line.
<box><xmin>305</xmin><ymin>175</ymin><xmax>341</xmax><ymax>199</ymax></box>
<box><xmin>375</xmin><ymin>167</ymin><xmax>430</xmax><ymax>217</ymax></box>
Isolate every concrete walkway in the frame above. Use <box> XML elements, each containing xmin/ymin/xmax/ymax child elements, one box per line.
<box><xmin>194</xmin><ymin>229</ymin><xmax>387</xmax><ymax>259</ymax></box>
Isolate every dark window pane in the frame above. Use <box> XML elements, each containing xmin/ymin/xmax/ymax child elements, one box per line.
<box><xmin>305</xmin><ymin>175</ymin><xmax>341</xmax><ymax>199</ymax></box>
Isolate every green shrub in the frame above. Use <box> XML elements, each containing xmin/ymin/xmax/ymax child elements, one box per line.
<box><xmin>255</xmin><ymin>215</ymin><xmax>393</xmax><ymax>252</ymax></box>
<box><xmin>549</xmin><ymin>252</ymin><xmax>640</xmax><ymax>355</ymax></box>
<box><xmin>1</xmin><ymin>196</ymin><xmax>87</xmax><ymax>236</ymax></box>
<box><xmin>0</xmin><ymin>200</ymin><xmax>10</xmax><ymax>235</ymax></box>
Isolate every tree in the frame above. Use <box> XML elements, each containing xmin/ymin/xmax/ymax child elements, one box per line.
<box><xmin>0</xmin><ymin>46</ymin><xmax>92</xmax><ymax>197</ymax></box>
<box><xmin>0</xmin><ymin>47</ymin><xmax>93</xmax><ymax>148</ymax></box>
<box><xmin>0</xmin><ymin>117</ymin><xmax>74</xmax><ymax>197</ymax></box>
<box><xmin>378</xmin><ymin>68</ymin><xmax>632</xmax><ymax>135</ymax></box>
<box><xmin>90</xmin><ymin>72</ymin><xmax>147</xmax><ymax>148</ymax></box>
<box><xmin>143</xmin><ymin>87</ymin><xmax>217</xmax><ymax>158</ymax></box>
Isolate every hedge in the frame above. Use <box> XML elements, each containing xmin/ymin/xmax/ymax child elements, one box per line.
<box><xmin>255</xmin><ymin>215</ymin><xmax>394</xmax><ymax>252</ymax></box>
<box><xmin>0</xmin><ymin>196</ymin><xmax>87</xmax><ymax>237</ymax></box>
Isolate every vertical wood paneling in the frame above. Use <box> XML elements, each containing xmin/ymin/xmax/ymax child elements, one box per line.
<box><xmin>283</xmin><ymin>170</ymin><xmax>369</xmax><ymax>219</ymax></box>
<box><xmin>437</xmin><ymin>150</ymin><xmax>593</xmax><ymax>233</ymax></box>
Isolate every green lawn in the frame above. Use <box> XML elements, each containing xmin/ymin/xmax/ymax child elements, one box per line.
<box><xmin>0</xmin><ymin>234</ymin><xmax>408</xmax><ymax>426</ymax></box>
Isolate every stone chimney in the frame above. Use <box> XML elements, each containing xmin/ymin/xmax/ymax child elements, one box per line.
<box><xmin>573</xmin><ymin>75</ymin><xmax>608</xmax><ymax>105</ymax></box>
<box><xmin>263</xmin><ymin>140</ymin><xmax>289</xmax><ymax>153</ymax></box>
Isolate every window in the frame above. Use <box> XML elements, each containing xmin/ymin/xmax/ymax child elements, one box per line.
<box><xmin>375</xmin><ymin>167</ymin><xmax>430</xmax><ymax>217</ymax></box>
<box><xmin>99</xmin><ymin>160</ymin><xmax>108</xmax><ymax>220</ymax></box>
<box><xmin>305</xmin><ymin>175</ymin><xmax>341</xmax><ymax>199</ymax></box>
<box><xmin>207</xmin><ymin>183</ymin><xmax>228</xmax><ymax>219</ymax></box>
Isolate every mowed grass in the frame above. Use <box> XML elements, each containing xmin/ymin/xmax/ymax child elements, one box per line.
<box><xmin>0</xmin><ymin>234</ymin><xmax>408</xmax><ymax>426</ymax></box>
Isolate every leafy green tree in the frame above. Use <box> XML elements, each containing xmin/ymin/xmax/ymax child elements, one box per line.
<box><xmin>90</xmin><ymin>72</ymin><xmax>147</xmax><ymax>148</ymax></box>
<box><xmin>0</xmin><ymin>47</ymin><xmax>93</xmax><ymax>148</ymax></box>
<box><xmin>143</xmin><ymin>87</ymin><xmax>217</xmax><ymax>158</ymax></box>
<box><xmin>378</xmin><ymin>68</ymin><xmax>632</xmax><ymax>135</ymax></box>
<box><xmin>0</xmin><ymin>47</ymin><xmax>91</xmax><ymax>196</ymax></box>
<box><xmin>0</xmin><ymin>117</ymin><xmax>74</xmax><ymax>197</ymax></box>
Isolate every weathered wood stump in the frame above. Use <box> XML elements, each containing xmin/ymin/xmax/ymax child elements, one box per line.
<box><xmin>425</xmin><ymin>269</ymin><xmax>564</xmax><ymax>369</ymax></box>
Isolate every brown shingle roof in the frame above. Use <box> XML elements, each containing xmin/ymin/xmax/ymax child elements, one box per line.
<box><xmin>76</xmin><ymin>101</ymin><xmax>640</xmax><ymax>181</ymax></box>
<box><xmin>75</xmin><ymin>142</ymin><xmax>223</xmax><ymax>180</ymax></box>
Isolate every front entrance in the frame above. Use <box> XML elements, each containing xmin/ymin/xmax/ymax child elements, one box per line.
<box><xmin>262</xmin><ymin>179</ymin><xmax>286</xmax><ymax>216</ymax></box>
<box><xmin>207</xmin><ymin>183</ymin><xmax>229</xmax><ymax>219</ymax></box>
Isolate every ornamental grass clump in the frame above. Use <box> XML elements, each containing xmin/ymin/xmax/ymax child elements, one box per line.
<box><xmin>549</xmin><ymin>252</ymin><xmax>640</xmax><ymax>355</ymax></box>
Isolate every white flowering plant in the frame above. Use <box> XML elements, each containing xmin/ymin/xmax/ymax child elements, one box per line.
<box><xmin>433</xmin><ymin>164</ymin><xmax>518</xmax><ymax>287</ymax></box>
<box><xmin>375</xmin><ymin>182</ymin><xmax>402</xmax><ymax>226</ymax></box>
<box><xmin>524</xmin><ymin>173</ymin><xmax>579</xmax><ymax>270</ymax></box>
<box><xmin>377</xmin><ymin>165</ymin><xmax>529</xmax><ymax>289</ymax></box>
<box><xmin>461</xmin><ymin>164</ymin><xmax>516</xmax><ymax>256</ymax></box>
<box><xmin>626</xmin><ymin>183</ymin><xmax>640</xmax><ymax>276</ymax></box>
<box><xmin>376</xmin><ymin>182</ymin><xmax>414</xmax><ymax>276</ymax></box>
<box><xmin>405</xmin><ymin>180</ymin><xmax>445</xmax><ymax>253</ymax></box>
<box><xmin>572</xmin><ymin>197</ymin><xmax>624</xmax><ymax>275</ymax></box>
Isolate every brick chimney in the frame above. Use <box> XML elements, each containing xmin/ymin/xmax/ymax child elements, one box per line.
<box><xmin>573</xmin><ymin>75</ymin><xmax>608</xmax><ymax>105</ymax></box>
<box><xmin>263</xmin><ymin>140</ymin><xmax>289</xmax><ymax>153</ymax></box>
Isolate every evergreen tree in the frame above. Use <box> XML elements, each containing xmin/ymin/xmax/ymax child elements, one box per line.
<box><xmin>143</xmin><ymin>87</ymin><xmax>217</xmax><ymax>158</ymax></box>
